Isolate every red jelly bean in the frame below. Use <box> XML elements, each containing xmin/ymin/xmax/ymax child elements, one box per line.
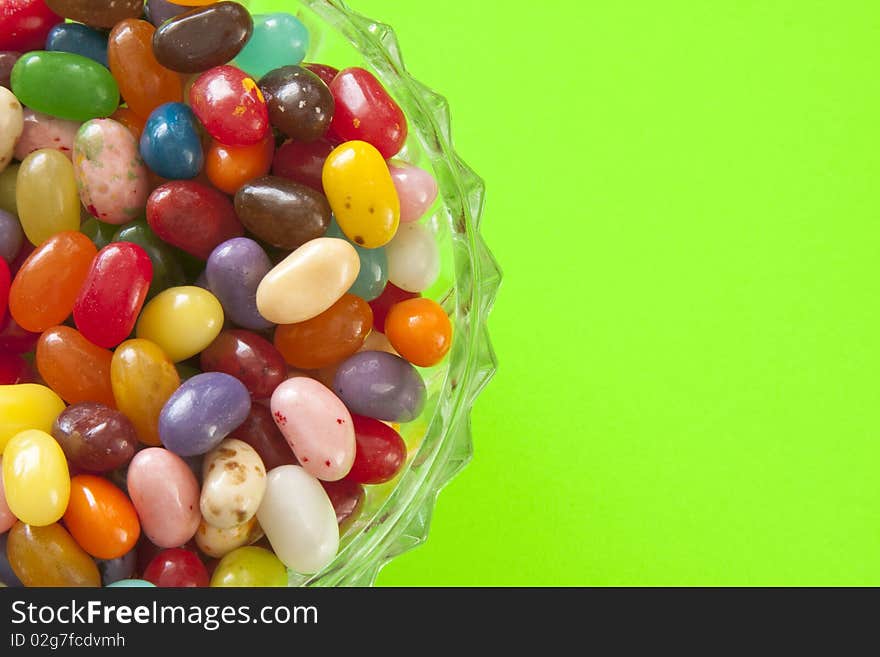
<box><xmin>328</xmin><ymin>67</ymin><xmax>408</xmax><ymax>159</ymax></box>
<box><xmin>199</xmin><ymin>329</ymin><xmax>287</xmax><ymax>400</ymax></box>
<box><xmin>0</xmin><ymin>351</ymin><xmax>34</xmax><ymax>385</ymax></box>
<box><xmin>303</xmin><ymin>62</ymin><xmax>339</xmax><ymax>87</ymax></box>
<box><xmin>73</xmin><ymin>243</ymin><xmax>153</xmax><ymax>349</ymax></box>
<box><xmin>189</xmin><ymin>65</ymin><xmax>269</xmax><ymax>147</ymax></box>
<box><xmin>143</xmin><ymin>547</ymin><xmax>209</xmax><ymax>587</ymax></box>
<box><xmin>0</xmin><ymin>256</ymin><xmax>9</xmax><ymax>326</ymax></box>
<box><xmin>147</xmin><ymin>181</ymin><xmax>244</xmax><ymax>260</ymax></box>
<box><xmin>346</xmin><ymin>414</ymin><xmax>407</xmax><ymax>485</ymax></box>
<box><xmin>320</xmin><ymin>479</ymin><xmax>364</xmax><ymax>531</ymax></box>
<box><xmin>228</xmin><ymin>403</ymin><xmax>297</xmax><ymax>471</ymax></box>
<box><xmin>368</xmin><ymin>282</ymin><xmax>420</xmax><ymax>334</ymax></box>
<box><xmin>271</xmin><ymin>138</ymin><xmax>333</xmax><ymax>194</ymax></box>
<box><xmin>0</xmin><ymin>314</ymin><xmax>39</xmax><ymax>354</ymax></box>
<box><xmin>0</xmin><ymin>0</ymin><xmax>62</xmax><ymax>52</ymax></box>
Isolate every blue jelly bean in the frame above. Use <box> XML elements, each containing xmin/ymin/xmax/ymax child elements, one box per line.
<box><xmin>46</xmin><ymin>23</ymin><xmax>109</xmax><ymax>68</ymax></box>
<box><xmin>326</xmin><ymin>219</ymin><xmax>388</xmax><ymax>301</ymax></box>
<box><xmin>235</xmin><ymin>13</ymin><xmax>308</xmax><ymax>78</ymax></box>
<box><xmin>140</xmin><ymin>102</ymin><xmax>204</xmax><ymax>180</ymax></box>
<box><xmin>107</xmin><ymin>579</ymin><xmax>156</xmax><ymax>588</ymax></box>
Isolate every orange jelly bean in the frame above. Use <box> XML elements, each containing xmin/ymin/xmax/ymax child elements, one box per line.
<box><xmin>206</xmin><ymin>137</ymin><xmax>274</xmax><ymax>195</ymax></box>
<box><xmin>63</xmin><ymin>475</ymin><xmax>140</xmax><ymax>560</ymax></box>
<box><xmin>110</xmin><ymin>106</ymin><xmax>147</xmax><ymax>141</ymax></box>
<box><xmin>274</xmin><ymin>293</ymin><xmax>373</xmax><ymax>369</ymax></box>
<box><xmin>8</xmin><ymin>231</ymin><xmax>96</xmax><ymax>333</ymax></box>
<box><xmin>108</xmin><ymin>19</ymin><xmax>182</xmax><ymax>120</ymax></box>
<box><xmin>36</xmin><ymin>326</ymin><xmax>115</xmax><ymax>407</ymax></box>
<box><xmin>384</xmin><ymin>297</ymin><xmax>452</xmax><ymax>368</ymax></box>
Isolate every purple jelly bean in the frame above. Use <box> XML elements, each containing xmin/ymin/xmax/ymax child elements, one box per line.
<box><xmin>0</xmin><ymin>209</ymin><xmax>23</xmax><ymax>264</ymax></box>
<box><xmin>0</xmin><ymin>532</ymin><xmax>23</xmax><ymax>587</ymax></box>
<box><xmin>98</xmin><ymin>549</ymin><xmax>136</xmax><ymax>585</ymax></box>
<box><xmin>145</xmin><ymin>0</ymin><xmax>194</xmax><ymax>27</ymax></box>
<box><xmin>333</xmin><ymin>351</ymin><xmax>426</xmax><ymax>422</ymax></box>
<box><xmin>205</xmin><ymin>237</ymin><xmax>273</xmax><ymax>330</ymax></box>
<box><xmin>159</xmin><ymin>372</ymin><xmax>251</xmax><ymax>456</ymax></box>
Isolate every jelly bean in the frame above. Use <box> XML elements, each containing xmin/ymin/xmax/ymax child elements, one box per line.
<box><xmin>143</xmin><ymin>547</ymin><xmax>208</xmax><ymax>587</ymax></box>
<box><xmin>74</xmin><ymin>119</ymin><xmax>149</xmax><ymax>225</ymax></box>
<box><xmin>369</xmin><ymin>282</ymin><xmax>419</xmax><ymax>333</ymax></box>
<box><xmin>145</xmin><ymin>0</ymin><xmax>193</xmax><ymax>27</ymax></box>
<box><xmin>73</xmin><ymin>242</ymin><xmax>152</xmax><ymax>348</ymax></box>
<box><xmin>256</xmin><ymin>465</ymin><xmax>338</xmax><ymax>574</ymax></box>
<box><xmin>160</xmin><ymin>372</ymin><xmax>251</xmax><ymax>457</ymax></box>
<box><xmin>229</xmin><ymin>404</ymin><xmax>297</xmax><ymax>471</ymax></box>
<box><xmin>256</xmin><ymin>237</ymin><xmax>360</xmax><ymax>325</ymax></box>
<box><xmin>64</xmin><ymin>475</ymin><xmax>140</xmax><ymax>559</ymax></box>
<box><xmin>272</xmin><ymin>138</ymin><xmax>332</xmax><ymax>193</ymax></box>
<box><xmin>45</xmin><ymin>0</ymin><xmax>144</xmax><ymax>29</ymax></box>
<box><xmin>235</xmin><ymin>177</ymin><xmax>331</xmax><ymax>251</ymax></box>
<box><xmin>0</xmin><ymin>87</ymin><xmax>23</xmax><ymax>173</ymax></box>
<box><xmin>274</xmin><ymin>294</ymin><xmax>372</xmax><ymax>370</ymax></box>
<box><xmin>210</xmin><ymin>546</ymin><xmax>286</xmax><ymax>587</ymax></box>
<box><xmin>136</xmin><ymin>286</ymin><xmax>224</xmax><ymax>362</ymax></box>
<box><xmin>111</xmin><ymin>339</ymin><xmax>181</xmax><ymax>446</ymax></box>
<box><xmin>175</xmin><ymin>362</ymin><xmax>201</xmax><ymax>381</ymax></box>
<box><xmin>0</xmin><ymin>1</ymin><xmax>62</xmax><ymax>52</ymax></box>
<box><xmin>389</xmin><ymin>161</ymin><xmax>438</xmax><ymax>223</ymax></box>
<box><xmin>108</xmin><ymin>578</ymin><xmax>155</xmax><ymax>587</ymax></box>
<box><xmin>36</xmin><ymin>326</ymin><xmax>115</xmax><ymax>407</ymax></box>
<box><xmin>359</xmin><ymin>329</ymin><xmax>399</xmax><ymax>357</ymax></box>
<box><xmin>195</xmin><ymin>515</ymin><xmax>262</xmax><ymax>559</ymax></box>
<box><xmin>385</xmin><ymin>297</ymin><xmax>452</xmax><ymax>368</ymax></box>
<box><xmin>0</xmin><ymin>258</ymin><xmax>8</xmax><ymax>324</ymax></box>
<box><xmin>329</xmin><ymin>68</ymin><xmax>407</xmax><ymax>159</ymax></box>
<box><xmin>154</xmin><ymin>2</ymin><xmax>253</xmax><ymax>74</ymax></box>
<box><xmin>333</xmin><ymin>351</ymin><xmax>426</xmax><ymax>422</ymax></box>
<box><xmin>200</xmin><ymin>330</ymin><xmax>285</xmax><ymax>399</ymax></box>
<box><xmin>11</xmin><ymin>51</ymin><xmax>119</xmax><ymax>121</ymax></box>
<box><xmin>201</xmin><ymin>439</ymin><xmax>266</xmax><ymax>529</ymax></box>
<box><xmin>236</xmin><ymin>13</ymin><xmax>308</xmax><ymax>79</ymax></box>
<box><xmin>168</xmin><ymin>0</ymin><xmax>220</xmax><ymax>4</ymax></box>
<box><xmin>0</xmin><ymin>52</ymin><xmax>20</xmax><ymax>89</ymax></box>
<box><xmin>0</xmin><ymin>164</ymin><xmax>18</xmax><ymax>215</ymax></box>
<box><xmin>112</xmin><ymin>219</ymin><xmax>186</xmax><ymax>298</ymax></box>
<box><xmin>0</xmin><ymin>210</ymin><xmax>22</xmax><ymax>263</ymax></box>
<box><xmin>270</xmin><ymin>377</ymin><xmax>354</xmax><ymax>482</ymax></box>
<box><xmin>320</xmin><ymin>479</ymin><xmax>364</xmax><ymax>531</ymax></box>
<box><xmin>45</xmin><ymin>22</ymin><xmax>108</xmax><ymax>67</ymax></box>
<box><xmin>205</xmin><ymin>238</ymin><xmax>273</xmax><ymax>330</ymax></box>
<box><xmin>303</xmin><ymin>62</ymin><xmax>339</xmax><ymax>88</ymax></box>
<box><xmin>386</xmin><ymin>222</ymin><xmax>440</xmax><ymax>292</ymax></box>
<box><xmin>0</xmin><ymin>459</ymin><xmax>15</xmax><ymax>533</ymax></box>
<box><xmin>108</xmin><ymin>19</ymin><xmax>181</xmax><ymax>120</ymax></box>
<box><xmin>190</xmin><ymin>65</ymin><xmax>269</xmax><ymax>147</ymax></box>
<box><xmin>326</xmin><ymin>219</ymin><xmax>388</xmax><ymax>301</ymax></box>
<box><xmin>15</xmin><ymin>149</ymin><xmax>79</xmax><ymax>245</ymax></box>
<box><xmin>259</xmin><ymin>65</ymin><xmax>333</xmax><ymax>142</ymax></box>
<box><xmin>127</xmin><ymin>447</ymin><xmax>201</xmax><ymax>548</ymax></box>
<box><xmin>6</xmin><ymin>522</ymin><xmax>100</xmax><ymax>587</ymax></box>
<box><xmin>13</xmin><ymin>109</ymin><xmax>79</xmax><ymax>162</ymax></box>
<box><xmin>323</xmin><ymin>140</ymin><xmax>400</xmax><ymax>248</ymax></box>
<box><xmin>147</xmin><ymin>181</ymin><xmax>243</xmax><ymax>259</ymax></box>
<box><xmin>0</xmin><ymin>532</ymin><xmax>23</xmax><ymax>586</ymax></box>
<box><xmin>3</xmin><ymin>429</ymin><xmax>70</xmax><ymax>526</ymax></box>
<box><xmin>109</xmin><ymin>106</ymin><xmax>146</xmax><ymax>141</ymax></box>
<box><xmin>0</xmin><ymin>352</ymin><xmax>34</xmax><ymax>385</ymax></box>
<box><xmin>0</xmin><ymin>318</ymin><xmax>38</xmax><ymax>355</ymax></box>
<box><xmin>346</xmin><ymin>414</ymin><xmax>406</xmax><ymax>485</ymax></box>
<box><xmin>98</xmin><ymin>549</ymin><xmax>136</xmax><ymax>585</ymax></box>
<box><xmin>206</xmin><ymin>136</ymin><xmax>273</xmax><ymax>195</ymax></box>
<box><xmin>52</xmin><ymin>402</ymin><xmax>137</xmax><ymax>473</ymax></box>
<box><xmin>0</xmin><ymin>384</ymin><xmax>65</xmax><ymax>452</ymax></box>
<box><xmin>140</xmin><ymin>103</ymin><xmax>204</xmax><ymax>180</ymax></box>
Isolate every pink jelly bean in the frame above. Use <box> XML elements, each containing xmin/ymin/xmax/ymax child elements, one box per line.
<box><xmin>13</xmin><ymin>109</ymin><xmax>80</xmax><ymax>161</ymax></box>
<box><xmin>388</xmin><ymin>162</ymin><xmax>438</xmax><ymax>223</ymax></box>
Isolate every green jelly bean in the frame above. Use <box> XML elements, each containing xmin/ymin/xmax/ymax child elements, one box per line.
<box><xmin>81</xmin><ymin>217</ymin><xmax>118</xmax><ymax>250</ymax></box>
<box><xmin>210</xmin><ymin>546</ymin><xmax>288</xmax><ymax>587</ymax></box>
<box><xmin>11</xmin><ymin>52</ymin><xmax>119</xmax><ymax>122</ymax></box>
<box><xmin>112</xmin><ymin>218</ymin><xmax>185</xmax><ymax>298</ymax></box>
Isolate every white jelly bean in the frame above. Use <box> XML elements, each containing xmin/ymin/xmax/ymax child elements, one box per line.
<box><xmin>201</xmin><ymin>439</ymin><xmax>267</xmax><ymax>529</ymax></box>
<box><xmin>386</xmin><ymin>222</ymin><xmax>440</xmax><ymax>292</ymax></box>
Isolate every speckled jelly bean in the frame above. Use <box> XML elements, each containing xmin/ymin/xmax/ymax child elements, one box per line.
<box><xmin>127</xmin><ymin>447</ymin><xmax>201</xmax><ymax>548</ymax></box>
<box><xmin>229</xmin><ymin>404</ymin><xmax>298</xmax><ymax>471</ymax></box>
<box><xmin>15</xmin><ymin>148</ymin><xmax>79</xmax><ymax>245</ymax></box>
<box><xmin>63</xmin><ymin>475</ymin><xmax>140</xmax><ymax>559</ymax></box>
<box><xmin>211</xmin><ymin>546</ymin><xmax>286</xmax><ymax>587</ymax></box>
<box><xmin>200</xmin><ymin>438</ymin><xmax>266</xmax><ymax>529</ymax></box>
<box><xmin>45</xmin><ymin>0</ymin><xmax>143</xmax><ymax>29</ymax></box>
<box><xmin>272</xmin><ymin>138</ymin><xmax>333</xmax><ymax>193</ymax></box>
<box><xmin>144</xmin><ymin>547</ymin><xmax>208</xmax><ymax>587</ymax></box>
<box><xmin>73</xmin><ymin>242</ymin><xmax>153</xmax><ymax>348</ymax></box>
<box><xmin>0</xmin><ymin>210</ymin><xmax>22</xmax><ymax>263</ymax></box>
<box><xmin>333</xmin><ymin>351</ymin><xmax>426</xmax><ymax>422</ymax></box>
<box><xmin>13</xmin><ymin>109</ymin><xmax>79</xmax><ymax>162</ymax></box>
<box><xmin>386</xmin><ymin>222</ymin><xmax>440</xmax><ymax>292</ymax></box>
<box><xmin>112</xmin><ymin>219</ymin><xmax>186</xmax><ymax>298</ymax></box>
<box><xmin>45</xmin><ymin>22</ymin><xmax>108</xmax><ymax>67</ymax></box>
<box><xmin>195</xmin><ymin>515</ymin><xmax>262</xmax><ymax>559</ymax></box>
<box><xmin>326</xmin><ymin>219</ymin><xmax>388</xmax><ymax>301</ymax></box>
<box><xmin>3</xmin><ymin>429</ymin><xmax>70</xmax><ymax>526</ymax></box>
<box><xmin>136</xmin><ymin>286</ymin><xmax>224</xmax><ymax>362</ymax></box>
<box><xmin>52</xmin><ymin>402</ymin><xmax>138</xmax><ymax>473</ymax></box>
<box><xmin>236</xmin><ymin>13</ymin><xmax>308</xmax><ymax>79</ymax></box>
<box><xmin>140</xmin><ymin>103</ymin><xmax>204</xmax><ymax>180</ymax></box>
<box><xmin>256</xmin><ymin>237</ymin><xmax>360</xmax><ymax>325</ymax></box>
<box><xmin>190</xmin><ymin>65</ymin><xmax>269</xmax><ymax>146</ymax></box>
<box><xmin>6</xmin><ymin>522</ymin><xmax>100</xmax><ymax>587</ymax></box>
<box><xmin>385</xmin><ymin>297</ymin><xmax>452</xmax><ymax>367</ymax></box>
<box><xmin>206</xmin><ymin>136</ymin><xmax>274</xmax><ymax>195</ymax></box>
<box><xmin>0</xmin><ymin>87</ymin><xmax>23</xmax><ymax>173</ymax></box>
<box><xmin>0</xmin><ymin>383</ymin><xmax>65</xmax><ymax>452</ymax></box>
<box><xmin>154</xmin><ymin>2</ymin><xmax>253</xmax><ymax>74</ymax></box>
<box><xmin>200</xmin><ymin>330</ymin><xmax>286</xmax><ymax>399</ymax></box>
<box><xmin>74</xmin><ymin>118</ymin><xmax>149</xmax><ymax>224</ymax></box>
<box><xmin>389</xmin><ymin>161</ymin><xmax>438</xmax><ymax>223</ymax></box>
<box><xmin>36</xmin><ymin>325</ymin><xmax>116</xmax><ymax>407</ymax></box>
<box><xmin>259</xmin><ymin>65</ymin><xmax>334</xmax><ymax>142</ymax></box>
<box><xmin>270</xmin><ymin>377</ymin><xmax>354</xmax><ymax>482</ymax></box>
<box><xmin>205</xmin><ymin>238</ymin><xmax>273</xmax><ymax>330</ymax></box>
<box><xmin>11</xmin><ymin>51</ymin><xmax>119</xmax><ymax>121</ymax></box>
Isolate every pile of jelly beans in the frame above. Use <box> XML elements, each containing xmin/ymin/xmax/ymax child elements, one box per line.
<box><xmin>0</xmin><ymin>0</ymin><xmax>452</xmax><ymax>587</ymax></box>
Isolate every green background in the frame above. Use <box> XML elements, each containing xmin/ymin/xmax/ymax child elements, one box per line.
<box><xmin>317</xmin><ymin>1</ymin><xmax>880</xmax><ymax>585</ymax></box>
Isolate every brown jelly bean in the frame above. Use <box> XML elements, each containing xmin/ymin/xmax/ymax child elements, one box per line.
<box><xmin>52</xmin><ymin>402</ymin><xmax>138</xmax><ymax>473</ymax></box>
<box><xmin>45</xmin><ymin>0</ymin><xmax>145</xmax><ymax>29</ymax></box>
<box><xmin>258</xmin><ymin>65</ymin><xmax>334</xmax><ymax>142</ymax></box>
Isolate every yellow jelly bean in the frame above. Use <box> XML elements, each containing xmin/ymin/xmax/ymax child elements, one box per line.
<box><xmin>3</xmin><ymin>430</ymin><xmax>70</xmax><ymax>526</ymax></box>
<box><xmin>16</xmin><ymin>149</ymin><xmax>80</xmax><ymax>246</ymax></box>
<box><xmin>6</xmin><ymin>522</ymin><xmax>101</xmax><ymax>587</ymax></box>
<box><xmin>0</xmin><ymin>384</ymin><xmax>66</xmax><ymax>453</ymax></box>
<box><xmin>0</xmin><ymin>162</ymin><xmax>18</xmax><ymax>215</ymax></box>
<box><xmin>111</xmin><ymin>339</ymin><xmax>181</xmax><ymax>446</ymax></box>
<box><xmin>136</xmin><ymin>286</ymin><xmax>224</xmax><ymax>362</ymax></box>
<box><xmin>322</xmin><ymin>140</ymin><xmax>400</xmax><ymax>248</ymax></box>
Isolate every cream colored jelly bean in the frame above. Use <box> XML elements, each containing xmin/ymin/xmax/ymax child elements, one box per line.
<box><xmin>0</xmin><ymin>87</ymin><xmax>23</xmax><ymax>173</ymax></box>
<box><xmin>385</xmin><ymin>222</ymin><xmax>440</xmax><ymax>292</ymax></box>
<box><xmin>201</xmin><ymin>439</ymin><xmax>267</xmax><ymax>530</ymax></box>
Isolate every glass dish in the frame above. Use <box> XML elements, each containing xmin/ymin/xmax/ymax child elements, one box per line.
<box><xmin>241</xmin><ymin>0</ymin><xmax>500</xmax><ymax>586</ymax></box>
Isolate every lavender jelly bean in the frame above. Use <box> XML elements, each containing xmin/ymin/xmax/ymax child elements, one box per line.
<box><xmin>205</xmin><ymin>237</ymin><xmax>273</xmax><ymax>330</ymax></box>
<box><xmin>333</xmin><ymin>350</ymin><xmax>426</xmax><ymax>422</ymax></box>
<box><xmin>0</xmin><ymin>209</ymin><xmax>23</xmax><ymax>263</ymax></box>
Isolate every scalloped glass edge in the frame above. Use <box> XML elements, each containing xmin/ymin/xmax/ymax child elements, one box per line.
<box><xmin>256</xmin><ymin>0</ymin><xmax>503</xmax><ymax>587</ymax></box>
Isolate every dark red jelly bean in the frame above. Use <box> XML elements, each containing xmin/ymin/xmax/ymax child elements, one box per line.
<box><xmin>199</xmin><ymin>329</ymin><xmax>286</xmax><ymax>400</ymax></box>
<box><xmin>346</xmin><ymin>414</ymin><xmax>406</xmax><ymax>485</ymax></box>
<box><xmin>143</xmin><ymin>547</ymin><xmax>209</xmax><ymax>587</ymax></box>
<box><xmin>0</xmin><ymin>314</ymin><xmax>39</xmax><ymax>354</ymax></box>
<box><xmin>228</xmin><ymin>403</ymin><xmax>297</xmax><ymax>470</ymax></box>
<box><xmin>147</xmin><ymin>181</ymin><xmax>244</xmax><ymax>260</ymax></box>
<box><xmin>51</xmin><ymin>402</ymin><xmax>138</xmax><ymax>473</ymax></box>
<box><xmin>0</xmin><ymin>351</ymin><xmax>35</xmax><ymax>385</ymax></box>
<box><xmin>189</xmin><ymin>65</ymin><xmax>269</xmax><ymax>147</ymax></box>
<box><xmin>271</xmin><ymin>138</ymin><xmax>333</xmax><ymax>194</ymax></box>
<box><xmin>0</xmin><ymin>0</ymin><xmax>62</xmax><ymax>52</ymax></box>
<box><xmin>320</xmin><ymin>479</ymin><xmax>364</xmax><ymax>531</ymax></box>
<box><xmin>0</xmin><ymin>256</ymin><xmax>9</xmax><ymax>326</ymax></box>
<box><xmin>328</xmin><ymin>67</ymin><xmax>408</xmax><ymax>159</ymax></box>
<box><xmin>303</xmin><ymin>62</ymin><xmax>339</xmax><ymax>87</ymax></box>
<box><xmin>368</xmin><ymin>282</ymin><xmax>420</xmax><ymax>334</ymax></box>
